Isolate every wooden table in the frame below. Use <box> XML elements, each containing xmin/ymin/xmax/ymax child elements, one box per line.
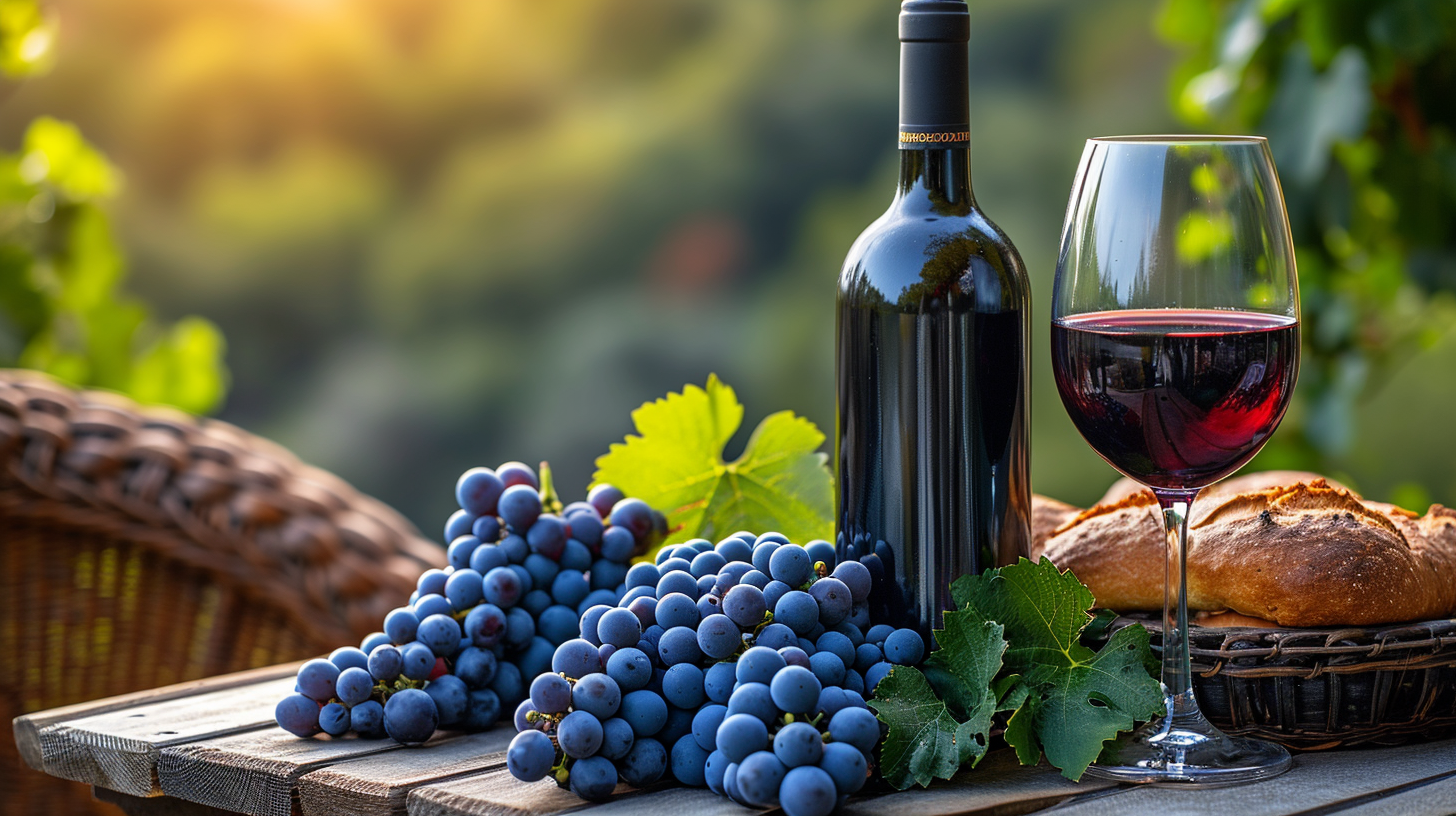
<box><xmin>13</xmin><ymin>662</ymin><xmax>1456</xmax><ymax>816</ymax></box>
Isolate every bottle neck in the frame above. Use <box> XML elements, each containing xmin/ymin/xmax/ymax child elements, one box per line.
<box><xmin>895</xmin><ymin>147</ymin><xmax>975</xmax><ymax>215</ymax></box>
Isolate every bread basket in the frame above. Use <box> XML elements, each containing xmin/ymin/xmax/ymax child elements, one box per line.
<box><xmin>1100</xmin><ymin>614</ymin><xmax>1456</xmax><ymax>750</ymax></box>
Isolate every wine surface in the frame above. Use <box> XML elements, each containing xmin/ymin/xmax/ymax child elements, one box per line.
<box><xmin>1051</xmin><ymin>308</ymin><xmax>1299</xmax><ymax>490</ymax></box>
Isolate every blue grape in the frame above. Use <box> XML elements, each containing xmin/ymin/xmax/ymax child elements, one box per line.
<box><xmin>383</xmin><ymin>688</ymin><xmax>438</xmax><ymax>745</ymax></box>
<box><xmin>600</xmin><ymin>716</ymin><xmax>635</xmax><ymax>761</ymax></box>
<box><xmin>538</xmin><ymin>604</ymin><xmax>580</xmax><ymax>645</ymax></box>
<box><xmin>513</xmin><ymin>698</ymin><xmax>539</xmax><ymax>732</ymax></box>
<box><xmin>454</xmin><ymin>646</ymin><xmax>498</xmax><ymax>689</ymax></box>
<box><xmin>704</xmin><ymin>661</ymin><xmax>736</xmax><ymax>704</ymax></box>
<box><xmin>715</xmin><ymin>536</ymin><xmax>753</xmax><ymax>565</ymax></box>
<box><xmin>498</xmin><ymin>533</ymin><xmax>529</xmax><ymax>563</ymax></box>
<box><xmin>774</xmin><ymin>591</ymin><xmax>818</xmax><ymax>636</ymax></box>
<box><xmin>336</xmin><ymin>667</ymin><xmax>374</xmax><ymax>706</ymax></box>
<box><xmin>755</xmin><ymin>623</ymin><xmax>797</xmax><ymax>651</ymax></box>
<box><xmin>507</xmin><ymin>729</ymin><xmax>557</xmax><ymax>782</ymax></box>
<box><xmin>797</xmin><ymin>637</ymin><xmax>818</xmax><ymax>654</ymax></box>
<box><xmin>491</xmin><ymin>661</ymin><xmax>524</xmax><ymax>705</ymax></box>
<box><xmin>416</xmin><ymin>569</ymin><xmax>450</xmax><ymax>599</ymax></box>
<box><xmin>814</xmin><ymin>686</ymin><xmax>855</xmax><ymax>719</ymax></box>
<box><xmin>472</xmin><ymin>515</ymin><xmax>502</xmax><ymax>543</ymax></box>
<box><xmin>750</xmin><ymin>541</ymin><xmax>779</xmax><ymax>574</ymax></box>
<box><xmin>606</xmin><ymin>647</ymin><xmax>653</xmax><ymax>691</ymax></box>
<box><xmin>620</xmin><ymin>689</ymin><xmax>668</xmax><ymax>736</ymax></box>
<box><xmin>819</xmin><ymin>742</ymin><xmax>868</xmax><ymax>795</ymax></box>
<box><xmin>739</xmin><ymin>570</ymin><xmax>771</xmax><ymax>590</ymax></box>
<box><xmin>737</xmin><ymin>750</ymin><xmax>787</xmax><ymax>807</ymax></box>
<box><xmin>655</xmin><ymin>592</ymin><xmax>699</xmax><ymax>630</ymax></box>
<box><xmin>508</xmin><ymin>564</ymin><xmax>535</xmax><ymax>593</ymax></box>
<box><xmin>692</xmin><ymin>704</ymin><xmax>727</xmax><ymax>751</ymax></box>
<box><xmin>713</xmin><ymin>562</ymin><xmax>755</xmax><ymax>596</ymax></box>
<box><xmin>727</xmin><ymin>682</ymin><xmax>779</xmax><ymax>727</ymax></box>
<box><xmin>671</xmin><ymin>735</ymin><xmax>710</xmax><ymax>787</ymax></box>
<box><xmin>461</xmin><ymin>688</ymin><xmax>502</xmax><ymax>732</ymax></box>
<box><xmin>778</xmin><ymin>646</ymin><xmax>810</xmax><ymax>669</ymax></box>
<box><xmin>530</xmin><ymin>672</ymin><xmax>572</xmax><ymax>714</ymax></box>
<box><xmin>723</xmin><ymin>762</ymin><xmax>742</xmax><ymax>805</ymax></box>
<box><xmin>815</xmin><ymin>631</ymin><xmax>855</xmax><ymax>666</ymax></box>
<box><xmin>723</xmin><ymin>584</ymin><xmax>766</xmax><ymax>629</ymax></box>
<box><xmin>598</xmin><ymin>607</ymin><xmax>643</xmax><ymax>648</ymax></box>
<box><xmin>769</xmin><ymin>545</ymin><xmax>813</xmax><ymax>586</ymax></box>
<box><xmin>319</xmin><ymin>702</ymin><xmax>350</xmax><ymax>737</ymax></box>
<box><xmin>567</xmin><ymin>513</ymin><xmax>603</xmax><ymax>550</ymax></box>
<box><xmin>527</xmin><ymin>514</ymin><xmax>567</xmax><ymax>559</ymax></box>
<box><xmin>468</xmin><ymin>543</ymin><xmax>508</xmax><ymax>575</ymax></box>
<box><xmin>853</xmin><ymin>642</ymin><xmax>883</xmax><ymax>672</ymax></box>
<box><xmin>498</xmin><ymin>484</ymin><xmax>542</xmax><ymax>532</ymax></box>
<box><xmin>413</xmin><ymin>594</ymin><xmax>454</xmax><ymax>620</ymax></box>
<box><xmin>589</xmin><ymin>559</ymin><xmax>627</xmax><ymax>590</ymax></box>
<box><xmin>351</xmin><ymin>699</ymin><xmax>385</xmax><ymax>738</ymax></box>
<box><xmin>523</xmin><ymin>554</ymin><xmax>560</xmax><ymax>590</ymax></box>
<box><xmin>656</xmin><ymin>625</ymin><xmax>703</xmax><ymax>666</ymax></box>
<box><xmin>808</xmin><ymin>577</ymin><xmax>852</xmax><ymax>627</ymax></box>
<box><xmin>503</xmin><ymin>607</ymin><xmax>535</xmax><ymax>650</ymax></box>
<box><xmin>662</xmin><ymin>663</ymin><xmax>705</xmax><ymax>709</ymax></box>
<box><xmin>804</xmin><ymin>539</ymin><xmax>836</xmax><ymax>571</ymax></box>
<box><xmin>627</xmin><ymin>596</ymin><xmax>658</xmax><ymax>629</ymax></box>
<box><xmin>558</xmin><ymin>710</ymin><xmax>604</xmax><ymax>759</ymax></box>
<box><xmin>690</xmin><ymin>550</ymin><xmax>727</xmax><ymax>578</ymax></box>
<box><xmin>383</xmin><ymin>608</ymin><xmax>420</xmax><ymax>645</ymax></box>
<box><xmin>444</xmin><ymin>509</ymin><xmax>475</xmax><ymax>544</ymax></box>
<box><xmin>762</xmin><ymin>579</ymin><xmax>792</xmax><ymax>612</ymax></box>
<box><xmin>456</xmin><ymin>467</ymin><xmax>505</xmax><ymax>515</ymax></box>
<box><xmin>517</xmin><ymin>637</ymin><xmax>555</xmax><ymax>684</ymax></box>
<box><xmin>659</xmin><ymin>706</ymin><xmax>695</xmax><ymax>754</ymax></box>
<box><xmin>659</xmin><ymin>556</ymin><xmax>692</xmax><ymax>575</ymax></box>
<box><xmin>769</xmin><ymin>666</ymin><xmax>821</xmax><ymax>714</ymax></box>
<box><xmin>828</xmin><ymin>706</ymin><xmax>880</xmax><ymax>755</ymax></box>
<box><xmin>561</xmin><ymin>539</ymin><xmax>593</xmax><ymax>571</ymax></box>
<box><xmin>773</xmin><ymin>722</ymin><xmax>824</xmax><ymax>768</ymax></box>
<box><xmin>696</xmin><ymin>615</ymin><xmax>740</xmax><ymax>660</ymax></box>
<box><xmin>695</xmin><ymin>593</ymin><xmax>723</xmax><ymax>619</ymax></box>
<box><xmin>463</xmin><ymin>603</ymin><xmax>506</xmax><ymax>647</ymax></box>
<box><xmin>587</xmin><ymin>483</ymin><xmax>625</xmax><ymax>518</ymax></box>
<box><xmin>696</xmin><ymin>574</ymin><xmax>718</xmax><ymax>596</ymax></box>
<box><xmin>360</xmin><ymin>632</ymin><xmax>391</xmax><ymax>654</ymax></box>
<box><xmin>368</xmin><ymin>645</ymin><xmax>403</xmax><ymax>681</ymax></box>
<box><xmin>547</xmin><ymin>571</ymin><xmax>588</xmax><ymax>609</ymax></box>
<box><xmin>579</xmin><ymin>605</ymin><xmax>610</xmax><ymax>645</ymax></box>
<box><xmin>579</xmin><ymin>589</ymin><xmax>617</xmax><ymax>616</ymax></box>
<box><xmin>779</xmin><ymin>766</ymin><xmax>837</xmax><ymax>816</ymax></box>
<box><xmin>418</xmin><ymin>614</ymin><xmax>463</xmax><ymax>656</ymax></box>
<box><xmin>296</xmin><ymin>659</ymin><xmax>340</xmax><ymax>703</ymax></box>
<box><xmin>572</xmin><ymin>672</ymin><xmax>622</xmax><ymax>719</ymax></box>
<box><xmin>655</xmin><ymin>569</ymin><xmax>698</xmax><ymax>599</ymax></box>
<box><xmin>496</xmin><ymin>461</ymin><xmax>538</xmax><ymax>489</ymax></box>
<box><xmin>832</xmin><ymin>560</ymin><xmax>872</xmax><ymax>604</ymax></box>
<box><xmin>600</xmin><ymin>526</ymin><xmax>636</xmax><ymax>562</ymax></box>
<box><xmin>400</xmin><ymin>642</ymin><xmax>436</xmax><ymax>681</ymax></box>
<box><xmin>808</xmin><ymin>651</ymin><xmax>846</xmax><ymax>687</ymax></box>
<box><xmin>425</xmin><ymin>675</ymin><xmax>468</xmax><ymax>727</ymax></box>
<box><xmin>757</xmin><ymin>532</ymin><xmax>790</xmax><ymax>548</ymax></box>
<box><xmin>735</xmin><ymin>646</ymin><xmax>786</xmax><ymax>685</ymax></box>
<box><xmin>716</xmin><ymin>712</ymin><xmax>769</xmax><ymax>763</ymax></box>
<box><xmin>329</xmin><ymin>646</ymin><xmax>369</xmax><ymax>673</ymax></box>
<box><xmin>846</xmin><ymin>602</ymin><xmax>871</xmax><ymax>631</ymax></box>
<box><xmin>618</xmin><ymin>737</ymin><xmax>666</xmax><ymax>787</ymax></box>
<box><xmin>621</xmin><ymin>585</ymin><xmax>656</xmax><ymax>606</ymax></box>
<box><xmin>275</xmin><ymin>693</ymin><xmax>320</xmax><ymax>737</ymax></box>
<box><xmin>608</xmin><ymin>497</ymin><xmax>655</xmax><ymax>540</ymax></box>
<box><xmin>885</xmin><ymin>628</ymin><xmax>926</xmax><ymax>665</ymax></box>
<box><xmin>552</xmin><ymin>638</ymin><xmax>602</xmax><ymax>677</ymax></box>
<box><xmin>447</xmin><ymin>536</ymin><xmax>481</xmax><ymax>571</ymax></box>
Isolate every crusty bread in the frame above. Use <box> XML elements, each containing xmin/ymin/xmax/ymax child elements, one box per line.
<box><xmin>1030</xmin><ymin>471</ymin><xmax>1456</xmax><ymax>627</ymax></box>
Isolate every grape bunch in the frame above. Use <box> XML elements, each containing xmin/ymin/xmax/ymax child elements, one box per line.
<box><xmin>275</xmin><ymin>461</ymin><xmax>663</xmax><ymax>743</ymax></box>
<box><xmin>505</xmin><ymin>532</ymin><xmax>925</xmax><ymax>815</ymax></box>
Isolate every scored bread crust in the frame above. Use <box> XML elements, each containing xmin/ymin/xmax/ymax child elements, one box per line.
<box><xmin>1030</xmin><ymin>472</ymin><xmax>1456</xmax><ymax>627</ymax></box>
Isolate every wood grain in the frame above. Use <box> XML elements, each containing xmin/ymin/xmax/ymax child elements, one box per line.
<box><xmin>13</xmin><ymin>661</ymin><xmax>299</xmax><ymax>772</ymax></box>
<box><xmin>93</xmin><ymin>785</ymin><xmax>246</xmax><ymax>816</ymax></box>
<box><xmin>30</xmin><ymin>675</ymin><xmax>297</xmax><ymax>797</ymax></box>
<box><xmin>158</xmin><ymin>726</ymin><xmax>465</xmax><ymax>816</ymax></box>
<box><xmin>297</xmin><ymin>729</ymin><xmax>514</xmax><ymax>816</ymax></box>
<box><xmin>840</xmin><ymin>749</ymin><xmax>1115</xmax><ymax>816</ymax></box>
<box><xmin>406</xmin><ymin>767</ymin><xmax>607</xmax><ymax>816</ymax></box>
<box><xmin>1046</xmin><ymin>738</ymin><xmax>1456</xmax><ymax>816</ymax></box>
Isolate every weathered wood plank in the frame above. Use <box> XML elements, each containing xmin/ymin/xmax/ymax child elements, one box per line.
<box><xmin>407</xmin><ymin>767</ymin><xmax>612</xmax><ymax>816</ymax></box>
<box><xmin>1326</xmin><ymin>771</ymin><xmax>1456</xmax><ymax>816</ymax></box>
<box><xmin>13</xmin><ymin>661</ymin><xmax>299</xmax><ymax>773</ymax></box>
<box><xmin>840</xmin><ymin>749</ymin><xmax>1114</xmax><ymax>816</ymax></box>
<box><xmin>1043</xmin><ymin>738</ymin><xmax>1456</xmax><ymax>816</ymax></box>
<box><xmin>93</xmin><ymin>785</ymin><xmax>246</xmax><ymax>816</ymax></box>
<box><xmin>297</xmin><ymin>729</ymin><xmax>514</xmax><ymax>816</ymax></box>
<box><xmin>159</xmin><ymin>726</ymin><xmax>468</xmax><ymax>816</ymax></box>
<box><xmin>576</xmin><ymin>786</ymin><xmax>766</xmax><ymax>816</ymax></box>
<box><xmin>32</xmin><ymin>675</ymin><xmax>297</xmax><ymax>797</ymax></box>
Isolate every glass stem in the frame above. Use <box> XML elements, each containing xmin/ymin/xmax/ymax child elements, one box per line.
<box><xmin>1155</xmin><ymin>488</ymin><xmax>1199</xmax><ymax>729</ymax></box>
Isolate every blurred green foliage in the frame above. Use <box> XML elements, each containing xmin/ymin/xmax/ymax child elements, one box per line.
<box><xmin>1159</xmin><ymin>0</ymin><xmax>1456</xmax><ymax>474</ymax></box>
<box><xmin>0</xmin><ymin>0</ymin><xmax>227</xmax><ymax>414</ymax></box>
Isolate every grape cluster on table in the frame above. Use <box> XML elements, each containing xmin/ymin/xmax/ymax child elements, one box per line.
<box><xmin>506</xmin><ymin>532</ymin><xmax>925</xmax><ymax>816</ymax></box>
<box><xmin>274</xmin><ymin>462</ymin><xmax>663</xmax><ymax>744</ymax></box>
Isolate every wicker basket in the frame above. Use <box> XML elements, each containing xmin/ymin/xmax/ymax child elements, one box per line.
<box><xmin>0</xmin><ymin>370</ymin><xmax>442</xmax><ymax>815</ymax></box>
<box><xmin>1106</xmin><ymin>613</ymin><xmax>1456</xmax><ymax>750</ymax></box>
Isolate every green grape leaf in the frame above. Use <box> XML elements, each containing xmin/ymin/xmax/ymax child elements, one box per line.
<box><xmin>951</xmin><ymin>558</ymin><xmax>1164</xmax><ymax>780</ymax></box>
<box><xmin>591</xmin><ymin>374</ymin><xmax>832</xmax><ymax>547</ymax></box>
<box><xmin>868</xmin><ymin>615</ymin><xmax>1005</xmax><ymax>790</ymax></box>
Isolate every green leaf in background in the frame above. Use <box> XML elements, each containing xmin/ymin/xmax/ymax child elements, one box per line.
<box><xmin>0</xmin><ymin>0</ymin><xmax>54</xmax><ymax>77</ymax></box>
<box><xmin>592</xmin><ymin>374</ymin><xmax>833</xmax><ymax>548</ymax></box>
<box><xmin>868</xmin><ymin>613</ymin><xmax>1005</xmax><ymax>790</ymax></box>
<box><xmin>951</xmin><ymin>558</ymin><xmax>1163</xmax><ymax>780</ymax></box>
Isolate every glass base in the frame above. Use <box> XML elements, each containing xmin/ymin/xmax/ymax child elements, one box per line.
<box><xmin>1085</xmin><ymin>709</ymin><xmax>1292</xmax><ymax>787</ymax></box>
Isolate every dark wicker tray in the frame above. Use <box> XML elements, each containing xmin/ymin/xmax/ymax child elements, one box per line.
<box><xmin>1104</xmin><ymin>614</ymin><xmax>1456</xmax><ymax>750</ymax></box>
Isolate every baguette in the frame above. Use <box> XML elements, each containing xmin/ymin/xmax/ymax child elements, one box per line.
<box><xmin>1031</xmin><ymin>472</ymin><xmax>1456</xmax><ymax>627</ymax></box>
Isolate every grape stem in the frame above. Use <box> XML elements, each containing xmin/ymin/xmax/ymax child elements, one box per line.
<box><xmin>538</xmin><ymin>461</ymin><xmax>564</xmax><ymax>515</ymax></box>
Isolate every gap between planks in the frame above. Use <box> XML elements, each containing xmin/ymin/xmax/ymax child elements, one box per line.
<box><xmin>297</xmin><ymin>729</ymin><xmax>515</xmax><ymax>816</ymax></box>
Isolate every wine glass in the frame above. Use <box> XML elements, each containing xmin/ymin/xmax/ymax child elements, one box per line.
<box><xmin>1050</xmin><ymin>136</ymin><xmax>1299</xmax><ymax>785</ymax></box>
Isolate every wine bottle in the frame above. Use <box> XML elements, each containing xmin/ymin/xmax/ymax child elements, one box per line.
<box><xmin>835</xmin><ymin>0</ymin><xmax>1031</xmax><ymax>632</ymax></box>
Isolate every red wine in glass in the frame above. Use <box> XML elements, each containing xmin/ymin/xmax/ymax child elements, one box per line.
<box><xmin>1051</xmin><ymin>308</ymin><xmax>1299</xmax><ymax>491</ymax></box>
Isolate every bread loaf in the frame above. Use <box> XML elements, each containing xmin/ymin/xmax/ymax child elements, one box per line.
<box><xmin>1031</xmin><ymin>471</ymin><xmax>1456</xmax><ymax>627</ymax></box>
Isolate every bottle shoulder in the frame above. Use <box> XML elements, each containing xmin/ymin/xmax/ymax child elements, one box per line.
<box><xmin>839</xmin><ymin>204</ymin><xmax>1029</xmax><ymax>313</ymax></box>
